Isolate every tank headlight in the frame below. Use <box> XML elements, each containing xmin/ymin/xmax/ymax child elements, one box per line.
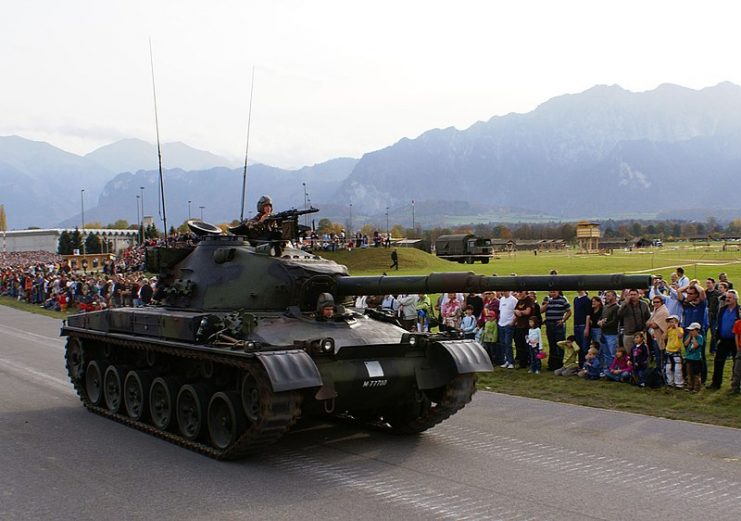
<box><xmin>322</xmin><ymin>338</ymin><xmax>334</xmax><ymax>352</ymax></box>
<box><xmin>408</xmin><ymin>335</ymin><xmax>417</xmax><ymax>345</ymax></box>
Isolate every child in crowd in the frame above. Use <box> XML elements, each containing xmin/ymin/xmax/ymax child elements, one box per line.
<box><xmin>683</xmin><ymin>322</ymin><xmax>704</xmax><ymax>392</ymax></box>
<box><xmin>527</xmin><ymin>317</ymin><xmax>543</xmax><ymax>374</ymax></box>
<box><xmin>630</xmin><ymin>331</ymin><xmax>650</xmax><ymax>387</ymax></box>
<box><xmin>605</xmin><ymin>346</ymin><xmax>633</xmax><ymax>382</ymax></box>
<box><xmin>555</xmin><ymin>335</ymin><xmax>580</xmax><ymax>376</ymax></box>
<box><xmin>579</xmin><ymin>343</ymin><xmax>601</xmax><ymax>380</ymax></box>
<box><xmin>664</xmin><ymin>315</ymin><xmax>685</xmax><ymax>389</ymax></box>
<box><xmin>460</xmin><ymin>305</ymin><xmax>477</xmax><ymax>339</ymax></box>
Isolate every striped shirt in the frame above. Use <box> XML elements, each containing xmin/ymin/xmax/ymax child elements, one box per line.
<box><xmin>544</xmin><ymin>295</ymin><xmax>570</xmax><ymax>323</ymax></box>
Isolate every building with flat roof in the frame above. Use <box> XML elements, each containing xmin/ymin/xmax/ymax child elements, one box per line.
<box><xmin>1</xmin><ymin>228</ymin><xmax>137</xmax><ymax>254</ymax></box>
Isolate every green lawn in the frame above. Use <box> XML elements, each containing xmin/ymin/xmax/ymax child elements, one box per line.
<box><xmin>326</xmin><ymin>244</ymin><xmax>741</xmax><ymax>428</ymax></box>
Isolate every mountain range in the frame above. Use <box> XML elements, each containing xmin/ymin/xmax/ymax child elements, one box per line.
<box><xmin>3</xmin><ymin>82</ymin><xmax>741</xmax><ymax>230</ymax></box>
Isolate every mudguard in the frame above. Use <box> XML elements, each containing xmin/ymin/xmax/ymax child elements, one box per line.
<box><xmin>436</xmin><ymin>340</ymin><xmax>493</xmax><ymax>373</ymax></box>
<box><xmin>415</xmin><ymin>339</ymin><xmax>492</xmax><ymax>390</ymax></box>
<box><xmin>254</xmin><ymin>350</ymin><xmax>323</xmax><ymax>392</ymax></box>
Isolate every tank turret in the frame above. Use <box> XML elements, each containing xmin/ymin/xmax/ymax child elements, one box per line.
<box><xmin>62</xmin><ymin>216</ymin><xmax>650</xmax><ymax>460</ymax></box>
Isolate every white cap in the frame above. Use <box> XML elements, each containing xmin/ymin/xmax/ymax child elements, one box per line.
<box><xmin>667</xmin><ymin>314</ymin><xmax>680</xmax><ymax>321</ymax></box>
<box><xmin>686</xmin><ymin>322</ymin><xmax>701</xmax><ymax>330</ymax></box>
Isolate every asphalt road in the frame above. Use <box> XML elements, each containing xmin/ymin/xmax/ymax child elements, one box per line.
<box><xmin>1</xmin><ymin>305</ymin><xmax>740</xmax><ymax>521</ymax></box>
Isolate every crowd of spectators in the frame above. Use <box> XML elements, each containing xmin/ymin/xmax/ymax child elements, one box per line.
<box><xmin>3</xmin><ymin>243</ymin><xmax>740</xmax><ymax>395</ymax></box>
<box><xmin>353</xmin><ymin>267</ymin><xmax>741</xmax><ymax>395</ymax></box>
<box><xmin>0</xmin><ymin>243</ymin><xmax>155</xmax><ymax>313</ymax></box>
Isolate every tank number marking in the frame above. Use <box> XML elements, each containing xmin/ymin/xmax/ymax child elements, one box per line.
<box><xmin>362</xmin><ymin>379</ymin><xmax>388</xmax><ymax>388</ymax></box>
<box><xmin>364</xmin><ymin>361</ymin><xmax>384</xmax><ymax>378</ymax></box>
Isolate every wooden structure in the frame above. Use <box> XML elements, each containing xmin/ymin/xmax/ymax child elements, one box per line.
<box><xmin>576</xmin><ymin>221</ymin><xmax>601</xmax><ymax>253</ymax></box>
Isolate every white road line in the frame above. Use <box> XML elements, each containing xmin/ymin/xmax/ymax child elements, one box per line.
<box><xmin>0</xmin><ymin>323</ymin><xmax>63</xmax><ymax>350</ymax></box>
<box><xmin>0</xmin><ymin>356</ymin><xmax>74</xmax><ymax>396</ymax></box>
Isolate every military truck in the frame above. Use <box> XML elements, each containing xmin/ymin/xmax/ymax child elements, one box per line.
<box><xmin>435</xmin><ymin>234</ymin><xmax>493</xmax><ymax>264</ymax></box>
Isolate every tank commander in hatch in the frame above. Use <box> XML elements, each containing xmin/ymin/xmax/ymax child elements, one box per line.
<box><xmin>316</xmin><ymin>292</ymin><xmax>335</xmax><ymax>321</ymax></box>
<box><xmin>247</xmin><ymin>195</ymin><xmax>276</xmax><ymax>232</ymax></box>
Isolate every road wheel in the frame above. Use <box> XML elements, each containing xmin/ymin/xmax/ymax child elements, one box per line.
<box><xmin>149</xmin><ymin>376</ymin><xmax>180</xmax><ymax>430</ymax></box>
<box><xmin>103</xmin><ymin>365</ymin><xmax>128</xmax><ymax>413</ymax></box>
<box><xmin>124</xmin><ymin>370</ymin><xmax>154</xmax><ymax>421</ymax></box>
<box><xmin>176</xmin><ymin>383</ymin><xmax>210</xmax><ymax>441</ymax></box>
<box><xmin>208</xmin><ymin>391</ymin><xmax>246</xmax><ymax>450</ymax></box>
<box><xmin>85</xmin><ymin>360</ymin><xmax>108</xmax><ymax>405</ymax></box>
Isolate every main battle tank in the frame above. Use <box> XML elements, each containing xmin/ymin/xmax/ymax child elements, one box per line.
<box><xmin>62</xmin><ymin>216</ymin><xmax>650</xmax><ymax>459</ymax></box>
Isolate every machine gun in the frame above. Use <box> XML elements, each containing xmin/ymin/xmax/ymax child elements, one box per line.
<box><xmin>227</xmin><ymin>206</ymin><xmax>320</xmax><ymax>250</ymax></box>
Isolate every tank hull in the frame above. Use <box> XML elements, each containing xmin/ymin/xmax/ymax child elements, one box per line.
<box><xmin>62</xmin><ymin>307</ymin><xmax>491</xmax><ymax>459</ymax></box>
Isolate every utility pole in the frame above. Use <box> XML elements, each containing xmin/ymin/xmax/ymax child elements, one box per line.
<box><xmin>140</xmin><ymin>186</ymin><xmax>145</xmax><ymax>242</ymax></box>
<box><xmin>385</xmin><ymin>206</ymin><xmax>389</xmax><ymax>238</ymax></box>
<box><xmin>349</xmin><ymin>203</ymin><xmax>353</xmax><ymax>234</ymax></box>
<box><xmin>412</xmin><ymin>200</ymin><xmax>415</xmax><ymax>233</ymax></box>
<box><xmin>136</xmin><ymin>195</ymin><xmax>140</xmax><ymax>242</ymax></box>
<box><xmin>302</xmin><ymin>182</ymin><xmax>308</xmax><ymax>227</ymax></box>
<box><xmin>199</xmin><ymin>206</ymin><xmax>205</xmax><ymax>220</ymax></box>
<box><xmin>188</xmin><ymin>200</ymin><xmax>192</xmax><ymax>220</ymax></box>
<box><xmin>80</xmin><ymin>189</ymin><xmax>86</xmax><ymax>255</ymax></box>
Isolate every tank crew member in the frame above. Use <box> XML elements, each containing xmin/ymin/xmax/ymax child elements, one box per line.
<box><xmin>247</xmin><ymin>195</ymin><xmax>275</xmax><ymax>232</ymax></box>
<box><xmin>316</xmin><ymin>292</ymin><xmax>335</xmax><ymax>321</ymax></box>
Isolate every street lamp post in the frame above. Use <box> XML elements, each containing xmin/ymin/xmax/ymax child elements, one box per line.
<box><xmin>136</xmin><ymin>195</ymin><xmax>140</xmax><ymax>242</ymax></box>
<box><xmin>188</xmin><ymin>200</ymin><xmax>192</xmax><ymax>220</ymax></box>
<box><xmin>412</xmin><ymin>200</ymin><xmax>415</xmax><ymax>233</ymax></box>
<box><xmin>80</xmin><ymin>189</ymin><xmax>85</xmax><ymax>255</ymax></box>
<box><xmin>199</xmin><ymin>206</ymin><xmax>205</xmax><ymax>220</ymax></box>
<box><xmin>385</xmin><ymin>206</ymin><xmax>389</xmax><ymax>238</ymax></box>
<box><xmin>303</xmin><ymin>182</ymin><xmax>309</xmax><ymax>227</ymax></box>
<box><xmin>139</xmin><ymin>186</ymin><xmax>145</xmax><ymax>242</ymax></box>
<box><xmin>349</xmin><ymin>203</ymin><xmax>353</xmax><ymax>234</ymax></box>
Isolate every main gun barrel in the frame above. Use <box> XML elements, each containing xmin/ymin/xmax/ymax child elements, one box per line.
<box><xmin>335</xmin><ymin>273</ymin><xmax>651</xmax><ymax>296</ymax></box>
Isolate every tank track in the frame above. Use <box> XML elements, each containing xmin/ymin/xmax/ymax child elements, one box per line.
<box><xmin>384</xmin><ymin>373</ymin><xmax>477</xmax><ymax>434</ymax></box>
<box><xmin>64</xmin><ymin>332</ymin><xmax>302</xmax><ymax>460</ymax></box>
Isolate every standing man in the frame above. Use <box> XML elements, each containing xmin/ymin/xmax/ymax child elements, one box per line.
<box><xmin>513</xmin><ymin>291</ymin><xmax>535</xmax><ymax>369</ymax></box>
<box><xmin>572</xmin><ymin>290</ymin><xmax>591</xmax><ymax>362</ymax></box>
<box><xmin>390</xmin><ymin>248</ymin><xmax>399</xmax><ymax>270</ymax></box>
<box><xmin>617</xmin><ymin>289</ymin><xmax>650</xmax><ymax>354</ymax></box>
<box><xmin>498</xmin><ymin>291</ymin><xmax>518</xmax><ymax>369</ymax></box>
<box><xmin>706</xmin><ymin>277</ymin><xmax>720</xmax><ymax>343</ymax></box>
<box><xmin>675</xmin><ymin>267</ymin><xmax>689</xmax><ymax>289</ymax></box>
<box><xmin>542</xmin><ymin>290</ymin><xmax>572</xmax><ymax>371</ymax></box>
<box><xmin>709</xmin><ymin>290</ymin><xmax>739</xmax><ymax>390</ymax></box>
<box><xmin>677</xmin><ymin>280</ymin><xmax>708</xmax><ymax>383</ymax></box>
<box><xmin>598</xmin><ymin>290</ymin><xmax>620</xmax><ymax>370</ymax></box>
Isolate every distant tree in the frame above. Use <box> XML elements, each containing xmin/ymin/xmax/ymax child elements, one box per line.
<box><xmin>499</xmin><ymin>226</ymin><xmax>512</xmax><ymax>239</ymax></box>
<box><xmin>630</xmin><ymin>222</ymin><xmax>643</xmax><ymax>237</ymax></box>
<box><xmin>145</xmin><ymin>224</ymin><xmax>159</xmax><ymax>239</ymax></box>
<box><xmin>176</xmin><ymin>220</ymin><xmax>190</xmax><ymax>234</ymax></box>
<box><xmin>360</xmin><ymin>224</ymin><xmax>375</xmax><ymax>237</ymax></box>
<box><xmin>671</xmin><ymin>223</ymin><xmax>682</xmax><ymax>238</ymax></box>
<box><xmin>317</xmin><ymin>218</ymin><xmax>334</xmax><ymax>234</ymax></box>
<box><xmin>645</xmin><ymin>224</ymin><xmax>657</xmax><ymax>236</ymax></box>
<box><xmin>107</xmin><ymin>219</ymin><xmax>130</xmax><ymax>230</ymax></box>
<box><xmin>0</xmin><ymin>204</ymin><xmax>6</xmax><ymax>232</ymax></box>
<box><xmin>57</xmin><ymin>231</ymin><xmax>73</xmax><ymax>255</ymax></box>
<box><xmin>85</xmin><ymin>233</ymin><xmax>102</xmax><ymax>254</ymax></box>
<box><xmin>559</xmin><ymin>223</ymin><xmax>576</xmax><ymax>241</ymax></box>
<box><xmin>391</xmin><ymin>224</ymin><xmax>405</xmax><ymax>238</ymax></box>
<box><xmin>85</xmin><ymin>221</ymin><xmax>103</xmax><ymax>229</ymax></box>
<box><xmin>70</xmin><ymin>228</ymin><xmax>83</xmax><ymax>253</ymax></box>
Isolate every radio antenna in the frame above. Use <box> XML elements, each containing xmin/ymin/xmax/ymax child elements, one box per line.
<box><xmin>149</xmin><ymin>38</ymin><xmax>168</xmax><ymax>239</ymax></box>
<box><xmin>240</xmin><ymin>66</ymin><xmax>255</xmax><ymax>221</ymax></box>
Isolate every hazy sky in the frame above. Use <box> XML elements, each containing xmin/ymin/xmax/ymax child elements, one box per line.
<box><xmin>2</xmin><ymin>0</ymin><xmax>740</xmax><ymax>169</ymax></box>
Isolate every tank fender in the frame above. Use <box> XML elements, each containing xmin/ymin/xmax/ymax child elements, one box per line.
<box><xmin>254</xmin><ymin>350</ymin><xmax>323</xmax><ymax>392</ymax></box>
<box><xmin>415</xmin><ymin>340</ymin><xmax>492</xmax><ymax>390</ymax></box>
<box><xmin>436</xmin><ymin>340</ymin><xmax>493</xmax><ymax>373</ymax></box>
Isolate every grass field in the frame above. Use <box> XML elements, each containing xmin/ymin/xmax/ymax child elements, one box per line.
<box><xmin>323</xmin><ymin>243</ymin><xmax>741</xmax><ymax>428</ymax></box>
<box><xmin>3</xmin><ymin>242</ymin><xmax>740</xmax><ymax>428</ymax></box>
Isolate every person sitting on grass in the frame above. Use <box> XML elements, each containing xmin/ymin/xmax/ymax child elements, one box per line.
<box><xmin>554</xmin><ymin>335</ymin><xmax>580</xmax><ymax>376</ymax></box>
<box><xmin>630</xmin><ymin>331</ymin><xmax>651</xmax><ymax>387</ymax></box>
<box><xmin>683</xmin><ymin>322</ymin><xmax>704</xmax><ymax>393</ymax></box>
<box><xmin>605</xmin><ymin>346</ymin><xmax>633</xmax><ymax>382</ymax></box>
<box><xmin>579</xmin><ymin>343</ymin><xmax>601</xmax><ymax>380</ymax></box>
<box><xmin>527</xmin><ymin>316</ymin><xmax>543</xmax><ymax>374</ymax></box>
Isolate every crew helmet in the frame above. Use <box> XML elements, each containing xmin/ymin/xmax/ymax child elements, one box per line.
<box><xmin>316</xmin><ymin>292</ymin><xmax>335</xmax><ymax>313</ymax></box>
<box><xmin>257</xmin><ymin>195</ymin><xmax>273</xmax><ymax>213</ymax></box>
